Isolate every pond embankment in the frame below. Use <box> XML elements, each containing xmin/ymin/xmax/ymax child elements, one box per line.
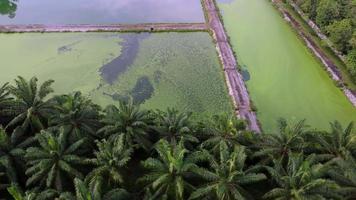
<box><xmin>272</xmin><ymin>0</ymin><xmax>356</xmax><ymax>107</ymax></box>
<box><xmin>202</xmin><ymin>0</ymin><xmax>261</xmax><ymax>133</ymax></box>
<box><xmin>0</xmin><ymin>23</ymin><xmax>207</xmax><ymax>33</ymax></box>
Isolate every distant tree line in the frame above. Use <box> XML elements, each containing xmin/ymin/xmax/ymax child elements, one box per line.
<box><xmin>0</xmin><ymin>76</ymin><xmax>356</xmax><ymax>199</ymax></box>
<box><xmin>293</xmin><ymin>0</ymin><xmax>356</xmax><ymax>82</ymax></box>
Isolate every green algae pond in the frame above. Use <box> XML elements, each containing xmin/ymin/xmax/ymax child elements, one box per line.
<box><xmin>0</xmin><ymin>0</ymin><xmax>204</xmax><ymax>24</ymax></box>
<box><xmin>218</xmin><ymin>0</ymin><xmax>356</xmax><ymax>131</ymax></box>
<box><xmin>0</xmin><ymin>32</ymin><xmax>232</xmax><ymax>116</ymax></box>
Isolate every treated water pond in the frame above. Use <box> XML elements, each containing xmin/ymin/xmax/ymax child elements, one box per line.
<box><xmin>0</xmin><ymin>32</ymin><xmax>232</xmax><ymax>115</ymax></box>
<box><xmin>218</xmin><ymin>0</ymin><xmax>356</xmax><ymax>131</ymax></box>
<box><xmin>0</xmin><ymin>0</ymin><xmax>204</xmax><ymax>24</ymax></box>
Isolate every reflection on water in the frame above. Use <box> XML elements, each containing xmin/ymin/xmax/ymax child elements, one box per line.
<box><xmin>0</xmin><ymin>0</ymin><xmax>204</xmax><ymax>24</ymax></box>
<box><xmin>0</xmin><ymin>0</ymin><xmax>17</xmax><ymax>18</ymax></box>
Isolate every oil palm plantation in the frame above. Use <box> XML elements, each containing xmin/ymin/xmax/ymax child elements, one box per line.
<box><xmin>305</xmin><ymin>121</ymin><xmax>356</xmax><ymax>161</ymax></box>
<box><xmin>0</xmin><ymin>82</ymin><xmax>14</xmax><ymax>119</ymax></box>
<box><xmin>0</xmin><ymin>171</ymin><xmax>7</xmax><ymax>190</ymax></box>
<box><xmin>327</xmin><ymin>152</ymin><xmax>356</xmax><ymax>199</ymax></box>
<box><xmin>6</xmin><ymin>76</ymin><xmax>56</xmax><ymax>133</ymax></box>
<box><xmin>253</xmin><ymin>119</ymin><xmax>307</xmax><ymax>164</ymax></box>
<box><xmin>140</xmin><ymin>139</ymin><xmax>208</xmax><ymax>200</ymax></box>
<box><xmin>25</xmin><ymin>129</ymin><xmax>86</xmax><ymax>191</ymax></box>
<box><xmin>85</xmin><ymin>134</ymin><xmax>132</xmax><ymax>191</ymax></box>
<box><xmin>263</xmin><ymin>154</ymin><xmax>341</xmax><ymax>200</ymax></box>
<box><xmin>190</xmin><ymin>142</ymin><xmax>266</xmax><ymax>200</ymax></box>
<box><xmin>50</xmin><ymin>92</ymin><xmax>101</xmax><ymax>143</ymax></box>
<box><xmin>98</xmin><ymin>100</ymin><xmax>151</xmax><ymax>150</ymax></box>
<box><xmin>200</xmin><ymin>114</ymin><xmax>247</xmax><ymax>154</ymax></box>
<box><xmin>73</xmin><ymin>178</ymin><xmax>130</xmax><ymax>200</ymax></box>
<box><xmin>153</xmin><ymin>108</ymin><xmax>197</xmax><ymax>146</ymax></box>
<box><xmin>0</xmin><ymin>126</ymin><xmax>32</xmax><ymax>184</ymax></box>
<box><xmin>7</xmin><ymin>184</ymin><xmax>64</xmax><ymax>200</ymax></box>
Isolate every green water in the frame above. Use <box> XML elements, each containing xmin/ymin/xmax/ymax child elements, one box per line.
<box><xmin>0</xmin><ymin>32</ymin><xmax>232</xmax><ymax>115</ymax></box>
<box><xmin>218</xmin><ymin>0</ymin><xmax>356</xmax><ymax>131</ymax></box>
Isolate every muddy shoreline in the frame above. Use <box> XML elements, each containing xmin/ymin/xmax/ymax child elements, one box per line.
<box><xmin>272</xmin><ymin>0</ymin><xmax>356</xmax><ymax>107</ymax></box>
<box><xmin>202</xmin><ymin>0</ymin><xmax>261</xmax><ymax>133</ymax></box>
<box><xmin>0</xmin><ymin>23</ymin><xmax>207</xmax><ymax>33</ymax></box>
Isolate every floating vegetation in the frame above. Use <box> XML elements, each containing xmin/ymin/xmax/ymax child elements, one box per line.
<box><xmin>219</xmin><ymin>0</ymin><xmax>356</xmax><ymax>131</ymax></box>
<box><xmin>93</xmin><ymin>32</ymin><xmax>233</xmax><ymax>116</ymax></box>
<box><xmin>100</xmin><ymin>33</ymin><xmax>149</xmax><ymax>84</ymax></box>
<box><xmin>0</xmin><ymin>32</ymin><xmax>232</xmax><ymax>116</ymax></box>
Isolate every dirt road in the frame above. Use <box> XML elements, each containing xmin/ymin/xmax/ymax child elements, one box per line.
<box><xmin>202</xmin><ymin>0</ymin><xmax>261</xmax><ymax>133</ymax></box>
<box><xmin>0</xmin><ymin>23</ymin><xmax>207</xmax><ymax>33</ymax></box>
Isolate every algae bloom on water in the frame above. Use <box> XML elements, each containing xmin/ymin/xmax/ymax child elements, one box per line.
<box><xmin>218</xmin><ymin>0</ymin><xmax>356</xmax><ymax>131</ymax></box>
<box><xmin>0</xmin><ymin>32</ymin><xmax>232</xmax><ymax>117</ymax></box>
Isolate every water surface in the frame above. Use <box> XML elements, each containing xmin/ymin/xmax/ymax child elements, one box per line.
<box><xmin>0</xmin><ymin>32</ymin><xmax>232</xmax><ymax>115</ymax></box>
<box><xmin>218</xmin><ymin>0</ymin><xmax>356</xmax><ymax>131</ymax></box>
<box><xmin>0</xmin><ymin>0</ymin><xmax>204</xmax><ymax>24</ymax></box>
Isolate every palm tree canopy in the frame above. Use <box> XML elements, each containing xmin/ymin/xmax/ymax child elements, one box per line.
<box><xmin>98</xmin><ymin>100</ymin><xmax>151</xmax><ymax>150</ymax></box>
<box><xmin>6</xmin><ymin>76</ymin><xmax>56</xmax><ymax>132</ymax></box>
<box><xmin>50</xmin><ymin>91</ymin><xmax>101</xmax><ymax>142</ymax></box>
<box><xmin>253</xmin><ymin>119</ymin><xmax>308</xmax><ymax>164</ymax></box>
<box><xmin>264</xmin><ymin>154</ymin><xmax>341</xmax><ymax>200</ymax></box>
<box><xmin>140</xmin><ymin>139</ymin><xmax>208</xmax><ymax>200</ymax></box>
<box><xmin>85</xmin><ymin>134</ymin><xmax>132</xmax><ymax>190</ymax></box>
<box><xmin>153</xmin><ymin>108</ymin><xmax>198</xmax><ymax>146</ymax></box>
<box><xmin>0</xmin><ymin>126</ymin><xmax>32</xmax><ymax>184</ymax></box>
<box><xmin>25</xmin><ymin>129</ymin><xmax>86</xmax><ymax>191</ymax></box>
<box><xmin>327</xmin><ymin>152</ymin><xmax>356</xmax><ymax>199</ymax></box>
<box><xmin>74</xmin><ymin>178</ymin><xmax>130</xmax><ymax>200</ymax></box>
<box><xmin>305</xmin><ymin>121</ymin><xmax>356</xmax><ymax>161</ymax></box>
<box><xmin>0</xmin><ymin>82</ymin><xmax>15</xmax><ymax>118</ymax></box>
<box><xmin>200</xmin><ymin>114</ymin><xmax>247</xmax><ymax>154</ymax></box>
<box><xmin>190</xmin><ymin>142</ymin><xmax>266</xmax><ymax>200</ymax></box>
<box><xmin>7</xmin><ymin>183</ymin><xmax>72</xmax><ymax>200</ymax></box>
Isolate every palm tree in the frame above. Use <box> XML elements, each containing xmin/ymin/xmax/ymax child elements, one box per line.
<box><xmin>50</xmin><ymin>92</ymin><xmax>101</xmax><ymax>142</ymax></box>
<box><xmin>200</xmin><ymin>114</ymin><xmax>247</xmax><ymax>154</ymax></box>
<box><xmin>327</xmin><ymin>152</ymin><xmax>356</xmax><ymax>199</ymax></box>
<box><xmin>7</xmin><ymin>184</ymin><xmax>72</xmax><ymax>200</ymax></box>
<box><xmin>85</xmin><ymin>134</ymin><xmax>132</xmax><ymax>190</ymax></box>
<box><xmin>98</xmin><ymin>100</ymin><xmax>151</xmax><ymax>150</ymax></box>
<box><xmin>263</xmin><ymin>154</ymin><xmax>341</xmax><ymax>200</ymax></box>
<box><xmin>190</xmin><ymin>142</ymin><xmax>266</xmax><ymax>200</ymax></box>
<box><xmin>253</xmin><ymin>119</ymin><xmax>307</xmax><ymax>164</ymax></box>
<box><xmin>73</xmin><ymin>178</ymin><xmax>130</xmax><ymax>200</ymax></box>
<box><xmin>305</xmin><ymin>121</ymin><xmax>356</xmax><ymax>161</ymax></box>
<box><xmin>0</xmin><ymin>171</ymin><xmax>7</xmax><ymax>190</ymax></box>
<box><xmin>0</xmin><ymin>82</ymin><xmax>14</xmax><ymax>119</ymax></box>
<box><xmin>153</xmin><ymin>108</ymin><xmax>198</xmax><ymax>146</ymax></box>
<box><xmin>139</xmin><ymin>139</ymin><xmax>208</xmax><ymax>200</ymax></box>
<box><xmin>6</xmin><ymin>76</ymin><xmax>56</xmax><ymax>133</ymax></box>
<box><xmin>0</xmin><ymin>126</ymin><xmax>32</xmax><ymax>184</ymax></box>
<box><xmin>25</xmin><ymin>129</ymin><xmax>86</xmax><ymax>191</ymax></box>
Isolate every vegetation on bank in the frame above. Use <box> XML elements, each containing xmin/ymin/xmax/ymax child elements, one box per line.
<box><xmin>292</xmin><ymin>0</ymin><xmax>356</xmax><ymax>83</ymax></box>
<box><xmin>0</xmin><ymin>76</ymin><xmax>355</xmax><ymax>200</ymax></box>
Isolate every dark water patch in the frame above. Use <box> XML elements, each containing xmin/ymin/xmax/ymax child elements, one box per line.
<box><xmin>241</xmin><ymin>65</ymin><xmax>250</xmax><ymax>81</ymax></box>
<box><xmin>130</xmin><ymin>76</ymin><xmax>154</xmax><ymax>104</ymax></box>
<box><xmin>57</xmin><ymin>41</ymin><xmax>81</xmax><ymax>54</ymax></box>
<box><xmin>100</xmin><ymin>33</ymin><xmax>150</xmax><ymax>84</ymax></box>
<box><xmin>103</xmin><ymin>76</ymin><xmax>154</xmax><ymax>105</ymax></box>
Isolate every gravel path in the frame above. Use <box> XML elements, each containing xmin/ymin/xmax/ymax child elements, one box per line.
<box><xmin>0</xmin><ymin>23</ymin><xmax>207</xmax><ymax>33</ymax></box>
<box><xmin>202</xmin><ymin>0</ymin><xmax>261</xmax><ymax>133</ymax></box>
